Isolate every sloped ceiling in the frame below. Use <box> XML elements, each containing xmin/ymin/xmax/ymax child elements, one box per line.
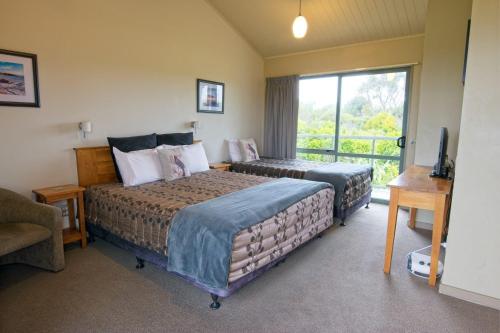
<box><xmin>207</xmin><ymin>0</ymin><xmax>428</xmax><ymax>57</ymax></box>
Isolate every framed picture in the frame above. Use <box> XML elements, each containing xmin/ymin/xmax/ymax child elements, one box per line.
<box><xmin>0</xmin><ymin>49</ymin><xmax>40</xmax><ymax>107</ymax></box>
<box><xmin>462</xmin><ymin>19</ymin><xmax>471</xmax><ymax>84</ymax></box>
<box><xmin>197</xmin><ymin>79</ymin><xmax>224</xmax><ymax>114</ymax></box>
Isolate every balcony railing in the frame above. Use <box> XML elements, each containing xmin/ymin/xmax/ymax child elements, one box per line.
<box><xmin>296</xmin><ymin>134</ymin><xmax>402</xmax><ymax>196</ymax></box>
<box><xmin>296</xmin><ymin>134</ymin><xmax>400</xmax><ymax>161</ymax></box>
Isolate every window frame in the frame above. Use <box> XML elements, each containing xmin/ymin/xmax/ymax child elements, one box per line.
<box><xmin>296</xmin><ymin>66</ymin><xmax>412</xmax><ymax>201</ymax></box>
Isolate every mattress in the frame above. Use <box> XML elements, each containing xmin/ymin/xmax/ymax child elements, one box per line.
<box><xmin>231</xmin><ymin>158</ymin><xmax>372</xmax><ymax>217</ymax></box>
<box><xmin>85</xmin><ymin>170</ymin><xmax>334</xmax><ymax>284</ymax></box>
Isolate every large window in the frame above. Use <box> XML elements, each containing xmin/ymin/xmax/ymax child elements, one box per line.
<box><xmin>297</xmin><ymin>76</ymin><xmax>338</xmax><ymax>162</ymax></box>
<box><xmin>297</xmin><ymin>68</ymin><xmax>410</xmax><ymax>201</ymax></box>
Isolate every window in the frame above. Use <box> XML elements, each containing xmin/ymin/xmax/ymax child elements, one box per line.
<box><xmin>297</xmin><ymin>68</ymin><xmax>410</xmax><ymax>201</ymax></box>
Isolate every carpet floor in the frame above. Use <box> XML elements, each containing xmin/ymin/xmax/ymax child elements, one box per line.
<box><xmin>1</xmin><ymin>204</ymin><xmax>498</xmax><ymax>333</ymax></box>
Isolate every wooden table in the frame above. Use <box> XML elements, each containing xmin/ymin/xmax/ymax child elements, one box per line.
<box><xmin>33</xmin><ymin>185</ymin><xmax>87</xmax><ymax>248</ymax></box>
<box><xmin>383</xmin><ymin>165</ymin><xmax>452</xmax><ymax>286</ymax></box>
<box><xmin>209</xmin><ymin>162</ymin><xmax>232</xmax><ymax>171</ymax></box>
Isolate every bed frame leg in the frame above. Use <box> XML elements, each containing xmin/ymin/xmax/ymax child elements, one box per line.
<box><xmin>365</xmin><ymin>202</ymin><xmax>370</xmax><ymax>209</ymax></box>
<box><xmin>135</xmin><ymin>257</ymin><xmax>145</xmax><ymax>269</ymax></box>
<box><xmin>340</xmin><ymin>219</ymin><xmax>346</xmax><ymax>227</ymax></box>
<box><xmin>210</xmin><ymin>294</ymin><xmax>221</xmax><ymax>310</ymax></box>
<box><xmin>88</xmin><ymin>232</ymin><xmax>95</xmax><ymax>243</ymax></box>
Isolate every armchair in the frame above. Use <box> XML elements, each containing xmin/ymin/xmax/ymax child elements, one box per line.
<box><xmin>0</xmin><ymin>188</ymin><xmax>65</xmax><ymax>272</ymax></box>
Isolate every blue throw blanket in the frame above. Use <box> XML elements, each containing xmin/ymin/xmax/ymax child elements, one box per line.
<box><xmin>304</xmin><ymin>163</ymin><xmax>372</xmax><ymax>207</ymax></box>
<box><xmin>166</xmin><ymin>178</ymin><xmax>332</xmax><ymax>290</ymax></box>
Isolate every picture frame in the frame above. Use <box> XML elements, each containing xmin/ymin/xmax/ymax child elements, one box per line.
<box><xmin>462</xmin><ymin>19</ymin><xmax>471</xmax><ymax>84</ymax></box>
<box><xmin>197</xmin><ymin>79</ymin><xmax>224</xmax><ymax>114</ymax></box>
<box><xmin>0</xmin><ymin>49</ymin><xmax>40</xmax><ymax>107</ymax></box>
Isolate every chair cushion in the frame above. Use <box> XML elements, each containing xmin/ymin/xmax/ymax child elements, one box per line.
<box><xmin>0</xmin><ymin>223</ymin><xmax>52</xmax><ymax>256</ymax></box>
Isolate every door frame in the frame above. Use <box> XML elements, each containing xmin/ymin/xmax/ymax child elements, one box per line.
<box><xmin>297</xmin><ymin>66</ymin><xmax>412</xmax><ymax>202</ymax></box>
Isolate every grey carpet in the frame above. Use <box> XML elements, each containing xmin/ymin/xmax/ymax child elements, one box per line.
<box><xmin>1</xmin><ymin>204</ymin><xmax>498</xmax><ymax>333</ymax></box>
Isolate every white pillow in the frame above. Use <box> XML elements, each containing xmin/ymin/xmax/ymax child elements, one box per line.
<box><xmin>157</xmin><ymin>147</ymin><xmax>191</xmax><ymax>181</ymax></box>
<box><xmin>226</xmin><ymin>139</ymin><xmax>243</xmax><ymax>162</ymax></box>
<box><xmin>112</xmin><ymin>147</ymin><xmax>163</xmax><ymax>186</ymax></box>
<box><xmin>182</xmin><ymin>142</ymin><xmax>210</xmax><ymax>173</ymax></box>
<box><xmin>156</xmin><ymin>144</ymin><xmax>176</xmax><ymax>150</ymax></box>
<box><xmin>239</xmin><ymin>138</ymin><xmax>260</xmax><ymax>162</ymax></box>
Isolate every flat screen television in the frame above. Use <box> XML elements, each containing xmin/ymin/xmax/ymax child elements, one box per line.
<box><xmin>430</xmin><ymin>127</ymin><xmax>449</xmax><ymax>178</ymax></box>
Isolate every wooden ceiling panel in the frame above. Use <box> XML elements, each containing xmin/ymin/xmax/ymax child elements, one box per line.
<box><xmin>207</xmin><ymin>0</ymin><xmax>428</xmax><ymax>57</ymax></box>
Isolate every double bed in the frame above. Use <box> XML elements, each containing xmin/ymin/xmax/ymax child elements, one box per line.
<box><xmin>231</xmin><ymin>158</ymin><xmax>373</xmax><ymax>224</ymax></box>
<box><xmin>75</xmin><ymin>146</ymin><xmax>335</xmax><ymax>309</ymax></box>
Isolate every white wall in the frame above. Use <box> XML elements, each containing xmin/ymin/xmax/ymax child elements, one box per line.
<box><xmin>411</xmin><ymin>0</ymin><xmax>472</xmax><ymax>228</ymax></box>
<box><xmin>264</xmin><ymin>35</ymin><xmax>425</xmax><ymax>167</ymax></box>
<box><xmin>0</xmin><ymin>0</ymin><xmax>265</xmax><ymax>196</ymax></box>
<box><xmin>414</xmin><ymin>0</ymin><xmax>472</xmax><ymax>165</ymax></box>
<box><xmin>441</xmin><ymin>0</ymin><xmax>500</xmax><ymax>307</ymax></box>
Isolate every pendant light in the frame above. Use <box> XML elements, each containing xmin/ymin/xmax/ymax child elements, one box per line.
<box><xmin>292</xmin><ymin>0</ymin><xmax>308</xmax><ymax>39</ymax></box>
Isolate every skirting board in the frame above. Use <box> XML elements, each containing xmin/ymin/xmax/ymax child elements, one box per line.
<box><xmin>439</xmin><ymin>284</ymin><xmax>500</xmax><ymax>310</ymax></box>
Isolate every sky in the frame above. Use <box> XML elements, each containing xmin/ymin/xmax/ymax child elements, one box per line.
<box><xmin>0</xmin><ymin>61</ymin><xmax>24</xmax><ymax>76</ymax></box>
<box><xmin>300</xmin><ymin>76</ymin><xmax>338</xmax><ymax>108</ymax></box>
<box><xmin>299</xmin><ymin>72</ymin><xmax>405</xmax><ymax>109</ymax></box>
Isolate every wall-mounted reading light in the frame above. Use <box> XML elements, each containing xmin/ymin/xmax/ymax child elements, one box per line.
<box><xmin>191</xmin><ymin>120</ymin><xmax>200</xmax><ymax>134</ymax></box>
<box><xmin>79</xmin><ymin>121</ymin><xmax>92</xmax><ymax>139</ymax></box>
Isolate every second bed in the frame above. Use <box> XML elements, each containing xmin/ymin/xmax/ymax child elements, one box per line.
<box><xmin>231</xmin><ymin>158</ymin><xmax>373</xmax><ymax>223</ymax></box>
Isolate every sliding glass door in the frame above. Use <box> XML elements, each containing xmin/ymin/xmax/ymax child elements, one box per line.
<box><xmin>296</xmin><ymin>67</ymin><xmax>410</xmax><ymax>201</ymax></box>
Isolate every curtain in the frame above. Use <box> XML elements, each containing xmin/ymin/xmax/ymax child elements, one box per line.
<box><xmin>263</xmin><ymin>75</ymin><xmax>299</xmax><ymax>159</ymax></box>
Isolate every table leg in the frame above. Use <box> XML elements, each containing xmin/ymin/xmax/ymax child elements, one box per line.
<box><xmin>429</xmin><ymin>194</ymin><xmax>447</xmax><ymax>286</ymax></box>
<box><xmin>67</xmin><ymin>198</ymin><xmax>76</xmax><ymax>230</ymax></box>
<box><xmin>384</xmin><ymin>187</ymin><xmax>399</xmax><ymax>274</ymax></box>
<box><xmin>443</xmin><ymin>196</ymin><xmax>451</xmax><ymax>236</ymax></box>
<box><xmin>408</xmin><ymin>208</ymin><xmax>417</xmax><ymax>229</ymax></box>
<box><xmin>77</xmin><ymin>192</ymin><xmax>87</xmax><ymax>248</ymax></box>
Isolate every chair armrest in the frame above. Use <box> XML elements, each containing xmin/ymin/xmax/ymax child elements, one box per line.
<box><xmin>0</xmin><ymin>189</ymin><xmax>63</xmax><ymax>232</ymax></box>
<box><xmin>24</xmin><ymin>203</ymin><xmax>63</xmax><ymax>232</ymax></box>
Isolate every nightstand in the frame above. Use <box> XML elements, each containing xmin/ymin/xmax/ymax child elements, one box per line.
<box><xmin>33</xmin><ymin>184</ymin><xmax>87</xmax><ymax>248</ymax></box>
<box><xmin>209</xmin><ymin>162</ymin><xmax>232</xmax><ymax>171</ymax></box>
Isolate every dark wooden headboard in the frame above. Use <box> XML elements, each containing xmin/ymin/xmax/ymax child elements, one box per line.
<box><xmin>74</xmin><ymin>140</ymin><xmax>202</xmax><ymax>187</ymax></box>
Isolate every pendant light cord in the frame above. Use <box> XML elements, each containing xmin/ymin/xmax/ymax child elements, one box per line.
<box><xmin>299</xmin><ymin>0</ymin><xmax>302</xmax><ymax>15</ymax></box>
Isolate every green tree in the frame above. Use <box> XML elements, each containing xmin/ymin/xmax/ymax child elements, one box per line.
<box><xmin>297</xmin><ymin>72</ymin><xmax>406</xmax><ymax>186</ymax></box>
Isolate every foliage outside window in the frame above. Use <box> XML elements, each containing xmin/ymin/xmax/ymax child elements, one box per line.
<box><xmin>297</xmin><ymin>72</ymin><xmax>407</xmax><ymax>188</ymax></box>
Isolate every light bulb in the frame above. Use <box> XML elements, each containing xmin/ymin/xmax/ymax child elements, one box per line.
<box><xmin>292</xmin><ymin>15</ymin><xmax>308</xmax><ymax>39</ymax></box>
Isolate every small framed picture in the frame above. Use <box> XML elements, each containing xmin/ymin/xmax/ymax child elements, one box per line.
<box><xmin>0</xmin><ymin>49</ymin><xmax>40</xmax><ymax>107</ymax></box>
<box><xmin>197</xmin><ymin>79</ymin><xmax>224</xmax><ymax>114</ymax></box>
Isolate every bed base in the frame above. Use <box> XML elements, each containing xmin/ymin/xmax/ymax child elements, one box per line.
<box><xmin>338</xmin><ymin>191</ymin><xmax>372</xmax><ymax>226</ymax></box>
<box><xmin>88</xmin><ymin>223</ymin><xmax>329</xmax><ymax>309</ymax></box>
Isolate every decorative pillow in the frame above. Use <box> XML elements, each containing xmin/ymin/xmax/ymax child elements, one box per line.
<box><xmin>158</xmin><ymin>147</ymin><xmax>191</xmax><ymax>181</ymax></box>
<box><xmin>112</xmin><ymin>147</ymin><xmax>163</xmax><ymax>186</ymax></box>
<box><xmin>107</xmin><ymin>133</ymin><xmax>157</xmax><ymax>182</ymax></box>
<box><xmin>182</xmin><ymin>142</ymin><xmax>210</xmax><ymax>173</ymax></box>
<box><xmin>239</xmin><ymin>138</ymin><xmax>260</xmax><ymax>162</ymax></box>
<box><xmin>226</xmin><ymin>139</ymin><xmax>243</xmax><ymax>162</ymax></box>
<box><xmin>157</xmin><ymin>132</ymin><xmax>193</xmax><ymax>146</ymax></box>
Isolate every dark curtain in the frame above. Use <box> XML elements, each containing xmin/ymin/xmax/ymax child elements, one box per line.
<box><xmin>263</xmin><ymin>75</ymin><xmax>299</xmax><ymax>159</ymax></box>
